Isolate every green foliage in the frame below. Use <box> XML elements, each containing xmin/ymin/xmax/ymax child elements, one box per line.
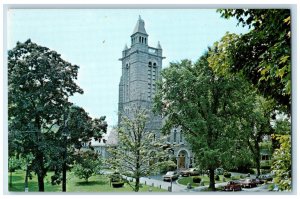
<box><xmin>8</xmin><ymin>170</ymin><xmax>166</xmax><ymax>192</ymax></box>
<box><xmin>8</xmin><ymin>155</ymin><xmax>22</xmax><ymax>172</ymax></box>
<box><xmin>72</xmin><ymin>151</ymin><xmax>103</xmax><ymax>182</ymax></box>
<box><xmin>214</xmin><ymin>175</ymin><xmax>220</xmax><ymax>181</ymax></box>
<box><xmin>271</xmin><ymin>134</ymin><xmax>291</xmax><ymax>191</ymax></box>
<box><xmin>159</xmin><ymin>160</ymin><xmax>177</xmax><ymax>174</ymax></box>
<box><xmin>215</xmin><ymin>9</ymin><xmax>291</xmax><ymax>113</ymax></box>
<box><xmin>192</xmin><ymin>176</ymin><xmax>201</xmax><ymax>183</ymax></box>
<box><xmin>223</xmin><ymin>172</ymin><xmax>231</xmax><ymax>178</ymax></box>
<box><xmin>154</xmin><ymin>55</ymin><xmax>256</xmax><ymax>190</ymax></box>
<box><xmin>8</xmin><ymin>39</ymin><xmax>84</xmax><ymax>191</ymax></box>
<box><xmin>109</xmin><ymin>172</ymin><xmax>123</xmax><ymax>183</ymax></box>
<box><xmin>8</xmin><ymin>40</ymin><xmax>108</xmax><ymax>191</ymax></box>
<box><xmin>107</xmin><ymin>107</ymin><xmax>170</xmax><ymax>192</ymax></box>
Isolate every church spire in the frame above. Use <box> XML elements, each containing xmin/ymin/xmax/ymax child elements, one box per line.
<box><xmin>123</xmin><ymin>44</ymin><xmax>128</xmax><ymax>51</ymax></box>
<box><xmin>157</xmin><ymin>41</ymin><xmax>162</xmax><ymax>49</ymax></box>
<box><xmin>132</xmin><ymin>15</ymin><xmax>148</xmax><ymax>36</ymax></box>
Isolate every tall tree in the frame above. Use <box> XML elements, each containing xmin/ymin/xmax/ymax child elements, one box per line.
<box><xmin>271</xmin><ymin>134</ymin><xmax>291</xmax><ymax>191</ymax></box>
<box><xmin>216</xmin><ymin>9</ymin><xmax>291</xmax><ymax>113</ymax></box>
<box><xmin>49</xmin><ymin>106</ymin><xmax>107</xmax><ymax>192</ymax></box>
<box><xmin>154</xmin><ymin>56</ymin><xmax>254</xmax><ymax>190</ymax></box>
<box><xmin>107</xmin><ymin>107</ymin><xmax>170</xmax><ymax>192</ymax></box>
<box><xmin>8</xmin><ymin>39</ymin><xmax>83</xmax><ymax>191</ymax></box>
<box><xmin>208</xmin><ymin>34</ymin><xmax>275</xmax><ymax>175</ymax></box>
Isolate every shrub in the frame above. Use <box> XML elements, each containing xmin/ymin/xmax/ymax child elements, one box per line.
<box><xmin>261</xmin><ymin>165</ymin><xmax>271</xmax><ymax>170</ymax></box>
<box><xmin>215</xmin><ymin>175</ymin><xmax>220</xmax><ymax>181</ymax></box>
<box><xmin>112</xmin><ymin>181</ymin><xmax>124</xmax><ymax>188</ymax></box>
<box><xmin>110</xmin><ymin>172</ymin><xmax>122</xmax><ymax>182</ymax></box>
<box><xmin>223</xmin><ymin>172</ymin><xmax>231</xmax><ymax>178</ymax></box>
<box><xmin>192</xmin><ymin>176</ymin><xmax>201</xmax><ymax>183</ymax></box>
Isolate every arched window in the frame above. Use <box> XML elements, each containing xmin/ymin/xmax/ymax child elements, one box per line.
<box><xmin>145</xmin><ymin>38</ymin><xmax>147</xmax><ymax>44</ymax></box>
<box><xmin>142</xmin><ymin>37</ymin><xmax>144</xmax><ymax>43</ymax></box>
<box><xmin>139</xmin><ymin>36</ymin><xmax>141</xmax><ymax>43</ymax></box>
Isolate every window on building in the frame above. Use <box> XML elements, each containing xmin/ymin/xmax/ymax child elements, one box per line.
<box><xmin>145</xmin><ymin>38</ymin><xmax>147</xmax><ymax>44</ymax></box>
<box><xmin>180</xmin><ymin>132</ymin><xmax>183</xmax><ymax>142</ymax></box>
<box><xmin>139</xmin><ymin>36</ymin><xmax>141</xmax><ymax>43</ymax></box>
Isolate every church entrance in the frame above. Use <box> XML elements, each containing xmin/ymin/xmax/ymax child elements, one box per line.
<box><xmin>177</xmin><ymin>150</ymin><xmax>188</xmax><ymax>169</ymax></box>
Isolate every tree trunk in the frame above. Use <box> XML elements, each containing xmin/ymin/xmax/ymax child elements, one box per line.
<box><xmin>208</xmin><ymin>168</ymin><xmax>216</xmax><ymax>191</ymax></box>
<box><xmin>9</xmin><ymin>171</ymin><xmax>13</xmax><ymax>187</ymax></box>
<box><xmin>135</xmin><ymin>177</ymin><xmax>140</xmax><ymax>192</ymax></box>
<box><xmin>62</xmin><ymin>162</ymin><xmax>67</xmax><ymax>192</ymax></box>
<box><xmin>62</xmin><ymin>142</ymin><xmax>67</xmax><ymax>192</ymax></box>
<box><xmin>35</xmin><ymin>116</ymin><xmax>45</xmax><ymax>192</ymax></box>
<box><xmin>37</xmin><ymin>173</ymin><xmax>45</xmax><ymax>192</ymax></box>
<box><xmin>255</xmin><ymin>138</ymin><xmax>261</xmax><ymax>176</ymax></box>
<box><xmin>25</xmin><ymin>166</ymin><xmax>29</xmax><ymax>191</ymax></box>
<box><xmin>36</xmin><ymin>150</ymin><xmax>45</xmax><ymax>191</ymax></box>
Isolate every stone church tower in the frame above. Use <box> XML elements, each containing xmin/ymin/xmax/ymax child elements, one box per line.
<box><xmin>118</xmin><ymin>16</ymin><xmax>194</xmax><ymax>169</ymax></box>
<box><xmin>118</xmin><ymin>16</ymin><xmax>164</xmax><ymax>137</ymax></box>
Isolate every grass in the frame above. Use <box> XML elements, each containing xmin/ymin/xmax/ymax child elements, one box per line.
<box><xmin>8</xmin><ymin>170</ymin><xmax>166</xmax><ymax>192</ymax></box>
<box><xmin>177</xmin><ymin>175</ymin><xmax>225</xmax><ymax>188</ymax></box>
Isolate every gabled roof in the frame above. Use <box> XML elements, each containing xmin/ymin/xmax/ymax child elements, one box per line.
<box><xmin>132</xmin><ymin>15</ymin><xmax>148</xmax><ymax>36</ymax></box>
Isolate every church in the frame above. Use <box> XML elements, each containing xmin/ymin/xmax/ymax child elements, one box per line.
<box><xmin>117</xmin><ymin>16</ymin><xmax>195</xmax><ymax>170</ymax></box>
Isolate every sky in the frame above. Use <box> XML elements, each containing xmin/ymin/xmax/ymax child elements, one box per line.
<box><xmin>7</xmin><ymin>9</ymin><xmax>250</xmax><ymax>131</ymax></box>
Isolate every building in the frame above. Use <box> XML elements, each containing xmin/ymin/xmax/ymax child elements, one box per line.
<box><xmin>117</xmin><ymin>16</ymin><xmax>194</xmax><ymax>169</ymax></box>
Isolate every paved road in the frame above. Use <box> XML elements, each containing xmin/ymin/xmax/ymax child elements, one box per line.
<box><xmin>104</xmin><ymin>170</ymin><xmax>272</xmax><ymax>192</ymax></box>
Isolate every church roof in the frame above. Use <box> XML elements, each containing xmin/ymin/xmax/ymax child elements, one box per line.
<box><xmin>132</xmin><ymin>15</ymin><xmax>148</xmax><ymax>36</ymax></box>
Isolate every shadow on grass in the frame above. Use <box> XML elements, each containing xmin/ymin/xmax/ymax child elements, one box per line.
<box><xmin>10</xmin><ymin>175</ymin><xmax>24</xmax><ymax>182</ymax></box>
<box><xmin>9</xmin><ymin>182</ymin><xmax>35</xmax><ymax>192</ymax></box>
<box><xmin>75</xmin><ymin>180</ymin><xmax>107</xmax><ymax>186</ymax></box>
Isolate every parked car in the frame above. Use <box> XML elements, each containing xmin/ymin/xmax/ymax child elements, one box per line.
<box><xmin>181</xmin><ymin>168</ymin><xmax>200</xmax><ymax>177</ymax></box>
<box><xmin>223</xmin><ymin>181</ymin><xmax>242</xmax><ymax>191</ymax></box>
<box><xmin>240</xmin><ymin>178</ymin><xmax>257</xmax><ymax>188</ymax></box>
<box><xmin>254</xmin><ymin>177</ymin><xmax>264</xmax><ymax>184</ymax></box>
<box><xmin>189</xmin><ymin>168</ymin><xmax>200</xmax><ymax>176</ymax></box>
<box><xmin>163</xmin><ymin>171</ymin><xmax>179</xmax><ymax>181</ymax></box>
<box><xmin>180</xmin><ymin>169</ymin><xmax>190</xmax><ymax>177</ymax></box>
<box><xmin>259</xmin><ymin>174</ymin><xmax>273</xmax><ymax>182</ymax></box>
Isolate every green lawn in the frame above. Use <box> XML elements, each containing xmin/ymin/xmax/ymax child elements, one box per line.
<box><xmin>8</xmin><ymin>170</ymin><xmax>166</xmax><ymax>192</ymax></box>
<box><xmin>177</xmin><ymin>175</ymin><xmax>225</xmax><ymax>188</ymax></box>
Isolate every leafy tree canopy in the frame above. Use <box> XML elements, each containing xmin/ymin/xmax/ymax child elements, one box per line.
<box><xmin>107</xmin><ymin>107</ymin><xmax>170</xmax><ymax>192</ymax></box>
<box><xmin>154</xmin><ymin>54</ymin><xmax>256</xmax><ymax>190</ymax></box>
<box><xmin>8</xmin><ymin>39</ymin><xmax>83</xmax><ymax>191</ymax></box>
<box><xmin>215</xmin><ymin>9</ymin><xmax>291</xmax><ymax>113</ymax></box>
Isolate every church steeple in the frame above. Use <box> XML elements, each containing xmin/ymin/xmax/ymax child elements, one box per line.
<box><xmin>131</xmin><ymin>16</ymin><xmax>148</xmax><ymax>46</ymax></box>
<box><xmin>157</xmin><ymin>41</ymin><xmax>162</xmax><ymax>49</ymax></box>
<box><xmin>132</xmin><ymin>15</ymin><xmax>148</xmax><ymax>36</ymax></box>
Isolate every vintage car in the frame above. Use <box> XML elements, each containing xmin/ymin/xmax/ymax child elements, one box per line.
<box><xmin>163</xmin><ymin>171</ymin><xmax>179</xmax><ymax>181</ymax></box>
<box><xmin>258</xmin><ymin>174</ymin><xmax>273</xmax><ymax>182</ymax></box>
<box><xmin>240</xmin><ymin>178</ymin><xmax>257</xmax><ymax>188</ymax></box>
<box><xmin>223</xmin><ymin>181</ymin><xmax>242</xmax><ymax>191</ymax></box>
<box><xmin>254</xmin><ymin>177</ymin><xmax>264</xmax><ymax>184</ymax></box>
<box><xmin>180</xmin><ymin>168</ymin><xmax>200</xmax><ymax>177</ymax></box>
